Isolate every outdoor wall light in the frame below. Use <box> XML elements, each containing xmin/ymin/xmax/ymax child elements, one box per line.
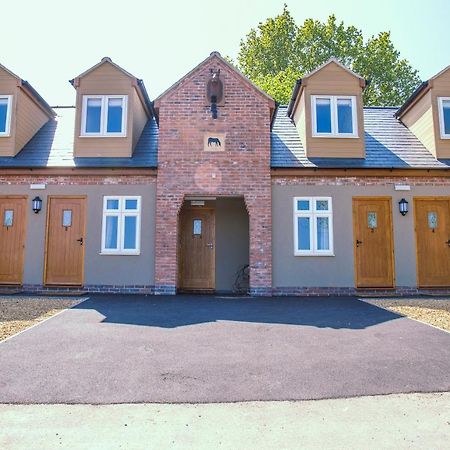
<box><xmin>32</xmin><ymin>196</ymin><xmax>42</xmax><ymax>214</ymax></box>
<box><xmin>207</xmin><ymin>69</ymin><xmax>223</xmax><ymax>119</ymax></box>
<box><xmin>398</xmin><ymin>198</ymin><xmax>409</xmax><ymax>216</ymax></box>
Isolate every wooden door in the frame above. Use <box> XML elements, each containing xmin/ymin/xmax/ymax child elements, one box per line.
<box><xmin>414</xmin><ymin>198</ymin><xmax>450</xmax><ymax>287</ymax></box>
<box><xmin>44</xmin><ymin>197</ymin><xmax>86</xmax><ymax>286</ymax></box>
<box><xmin>179</xmin><ymin>208</ymin><xmax>215</xmax><ymax>291</ymax></box>
<box><xmin>0</xmin><ymin>197</ymin><xmax>27</xmax><ymax>285</ymax></box>
<box><xmin>353</xmin><ymin>198</ymin><xmax>395</xmax><ymax>288</ymax></box>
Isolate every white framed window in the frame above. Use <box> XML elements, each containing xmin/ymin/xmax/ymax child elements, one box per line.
<box><xmin>438</xmin><ymin>97</ymin><xmax>450</xmax><ymax>139</ymax></box>
<box><xmin>311</xmin><ymin>95</ymin><xmax>358</xmax><ymax>138</ymax></box>
<box><xmin>80</xmin><ymin>95</ymin><xmax>127</xmax><ymax>137</ymax></box>
<box><xmin>101</xmin><ymin>196</ymin><xmax>141</xmax><ymax>255</ymax></box>
<box><xmin>294</xmin><ymin>197</ymin><xmax>334</xmax><ymax>256</ymax></box>
<box><xmin>0</xmin><ymin>95</ymin><xmax>13</xmax><ymax>137</ymax></box>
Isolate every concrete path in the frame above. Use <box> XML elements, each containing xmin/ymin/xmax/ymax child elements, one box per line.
<box><xmin>0</xmin><ymin>295</ymin><xmax>450</xmax><ymax>403</ymax></box>
<box><xmin>1</xmin><ymin>393</ymin><xmax>449</xmax><ymax>449</ymax></box>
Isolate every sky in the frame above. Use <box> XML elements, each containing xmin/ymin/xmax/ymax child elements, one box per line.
<box><xmin>1</xmin><ymin>0</ymin><xmax>449</xmax><ymax>105</ymax></box>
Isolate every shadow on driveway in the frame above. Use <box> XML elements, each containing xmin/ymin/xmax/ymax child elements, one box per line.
<box><xmin>74</xmin><ymin>294</ymin><xmax>401</xmax><ymax>329</ymax></box>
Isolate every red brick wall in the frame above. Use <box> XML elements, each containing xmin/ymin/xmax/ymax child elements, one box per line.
<box><xmin>0</xmin><ymin>175</ymin><xmax>156</xmax><ymax>185</ymax></box>
<box><xmin>272</xmin><ymin>176</ymin><xmax>450</xmax><ymax>186</ymax></box>
<box><xmin>154</xmin><ymin>54</ymin><xmax>275</xmax><ymax>294</ymax></box>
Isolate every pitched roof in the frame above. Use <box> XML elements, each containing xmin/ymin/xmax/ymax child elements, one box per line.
<box><xmin>0</xmin><ymin>107</ymin><xmax>158</xmax><ymax>168</ymax></box>
<box><xmin>0</xmin><ymin>62</ymin><xmax>55</xmax><ymax>118</ymax></box>
<box><xmin>69</xmin><ymin>57</ymin><xmax>154</xmax><ymax>116</ymax></box>
<box><xmin>271</xmin><ymin>105</ymin><xmax>450</xmax><ymax>169</ymax></box>
<box><xmin>302</xmin><ymin>58</ymin><xmax>365</xmax><ymax>81</ymax></box>
<box><xmin>154</xmin><ymin>51</ymin><xmax>275</xmax><ymax>107</ymax></box>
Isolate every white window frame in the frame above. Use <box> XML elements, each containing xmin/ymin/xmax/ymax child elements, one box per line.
<box><xmin>0</xmin><ymin>95</ymin><xmax>13</xmax><ymax>137</ymax></box>
<box><xmin>80</xmin><ymin>95</ymin><xmax>128</xmax><ymax>137</ymax></box>
<box><xmin>293</xmin><ymin>197</ymin><xmax>334</xmax><ymax>256</ymax></box>
<box><xmin>438</xmin><ymin>97</ymin><xmax>450</xmax><ymax>139</ymax></box>
<box><xmin>311</xmin><ymin>95</ymin><xmax>358</xmax><ymax>138</ymax></box>
<box><xmin>101</xmin><ymin>196</ymin><xmax>141</xmax><ymax>255</ymax></box>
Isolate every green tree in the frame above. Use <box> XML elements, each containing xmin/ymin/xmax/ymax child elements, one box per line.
<box><xmin>235</xmin><ymin>5</ymin><xmax>421</xmax><ymax>106</ymax></box>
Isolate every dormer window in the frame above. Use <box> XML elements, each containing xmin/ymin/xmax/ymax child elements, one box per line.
<box><xmin>311</xmin><ymin>95</ymin><xmax>358</xmax><ymax>138</ymax></box>
<box><xmin>438</xmin><ymin>97</ymin><xmax>450</xmax><ymax>139</ymax></box>
<box><xmin>80</xmin><ymin>95</ymin><xmax>127</xmax><ymax>137</ymax></box>
<box><xmin>0</xmin><ymin>95</ymin><xmax>12</xmax><ymax>136</ymax></box>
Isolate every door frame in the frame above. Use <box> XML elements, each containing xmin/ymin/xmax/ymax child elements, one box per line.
<box><xmin>43</xmin><ymin>195</ymin><xmax>87</xmax><ymax>286</ymax></box>
<box><xmin>177</xmin><ymin>206</ymin><xmax>216</xmax><ymax>292</ymax></box>
<box><xmin>413</xmin><ymin>196</ymin><xmax>450</xmax><ymax>288</ymax></box>
<box><xmin>352</xmin><ymin>196</ymin><xmax>396</xmax><ymax>289</ymax></box>
<box><xmin>0</xmin><ymin>195</ymin><xmax>28</xmax><ymax>286</ymax></box>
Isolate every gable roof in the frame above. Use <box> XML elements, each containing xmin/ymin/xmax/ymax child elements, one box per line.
<box><xmin>272</xmin><ymin>105</ymin><xmax>450</xmax><ymax>170</ymax></box>
<box><xmin>396</xmin><ymin>64</ymin><xmax>450</xmax><ymax>119</ymax></box>
<box><xmin>287</xmin><ymin>58</ymin><xmax>365</xmax><ymax>119</ymax></box>
<box><xmin>69</xmin><ymin>57</ymin><xmax>154</xmax><ymax>117</ymax></box>
<box><xmin>154</xmin><ymin>51</ymin><xmax>275</xmax><ymax>107</ymax></box>
<box><xmin>302</xmin><ymin>58</ymin><xmax>365</xmax><ymax>82</ymax></box>
<box><xmin>69</xmin><ymin>57</ymin><xmax>137</xmax><ymax>85</ymax></box>
<box><xmin>0</xmin><ymin>62</ymin><xmax>55</xmax><ymax>118</ymax></box>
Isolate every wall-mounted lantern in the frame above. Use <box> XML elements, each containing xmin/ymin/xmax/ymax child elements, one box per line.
<box><xmin>32</xmin><ymin>196</ymin><xmax>42</xmax><ymax>214</ymax></box>
<box><xmin>398</xmin><ymin>198</ymin><xmax>408</xmax><ymax>216</ymax></box>
<box><xmin>207</xmin><ymin>69</ymin><xmax>223</xmax><ymax>119</ymax></box>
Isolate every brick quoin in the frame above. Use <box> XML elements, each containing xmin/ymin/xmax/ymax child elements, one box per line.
<box><xmin>154</xmin><ymin>53</ymin><xmax>275</xmax><ymax>295</ymax></box>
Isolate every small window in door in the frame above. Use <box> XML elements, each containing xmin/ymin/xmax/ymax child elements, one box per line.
<box><xmin>428</xmin><ymin>212</ymin><xmax>437</xmax><ymax>230</ymax></box>
<box><xmin>367</xmin><ymin>212</ymin><xmax>377</xmax><ymax>229</ymax></box>
<box><xmin>193</xmin><ymin>219</ymin><xmax>202</xmax><ymax>236</ymax></box>
<box><xmin>3</xmin><ymin>210</ymin><xmax>13</xmax><ymax>227</ymax></box>
<box><xmin>62</xmin><ymin>210</ymin><xmax>72</xmax><ymax>228</ymax></box>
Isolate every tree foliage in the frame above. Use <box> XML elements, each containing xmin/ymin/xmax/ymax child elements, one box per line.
<box><xmin>235</xmin><ymin>5</ymin><xmax>421</xmax><ymax>105</ymax></box>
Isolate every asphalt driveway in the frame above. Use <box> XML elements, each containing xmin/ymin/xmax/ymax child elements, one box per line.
<box><xmin>0</xmin><ymin>295</ymin><xmax>449</xmax><ymax>404</ymax></box>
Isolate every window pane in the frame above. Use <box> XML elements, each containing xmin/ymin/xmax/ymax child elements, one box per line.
<box><xmin>297</xmin><ymin>217</ymin><xmax>311</xmax><ymax>250</ymax></box>
<box><xmin>105</xmin><ymin>216</ymin><xmax>119</xmax><ymax>249</ymax></box>
<box><xmin>106</xmin><ymin>199</ymin><xmax>119</xmax><ymax>210</ymax></box>
<box><xmin>62</xmin><ymin>210</ymin><xmax>72</xmax><ymax>227</ymax></box>
<box><xmin>107</xmin><ymin>98</ymin><xmax>123</xmax><ymax>133</ymax></box>
<box><xmin>316</xmin><ymin>217</ymin><xmax>330</xmax><ymax>250</ymax></box>
<box><xmin>316</xmin><ymin>98</ymin><xmax>332</xmax><ymax>133</ymax></box>
<box><xmin>125</xmin><ymin>199</ymin><xmax>138</xmax><ymax>210</ymax></box>
<box><xmin>337</xmin><ymin>99</ymin><xmax>353</xmax><ymax>134</ymax></box>
<box><xmin>4</xmin><ymin>210</ymin><xmax>13</xmax><ymax>227</ymax></box>
<box><xmin>85</xmin><ymin>98</ymin><xmax>102</xmax><ymax>133</ymax></box>
<box><xmin>316</xmin><ymin>200</ymin><xmax>329</xmax><ymax>211</ymax></box>
<box><xmin>443</xmin><ymin>100</ymin><xmax>450</xmax><ymax>135</ymax></box>
<box><xmin>193</xmin><ymin>219</ymin><xmax>202</xmax><ymax>236</ymax></box>
<box><xmin>123</xmin><ymin>216</ymin><xmax>137</xmax><ymax>249</ymax></box>
<box><xmin>297</xmin><ymin>200</ymin><xmax>310</xmax><ymax>211</ymax></box>
<box><xmin>0</xmin><ymin>98</ymin><xmax>8</xmax><ymax>133</ymax></box>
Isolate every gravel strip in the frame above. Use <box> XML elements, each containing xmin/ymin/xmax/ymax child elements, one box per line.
<box><xmin>0</xmin><ymin>297</ymin><xmax>85</xmax><ymax>341</ymax></box>
<box><xmin>364</xmin><ymin>298</ymin><xmax>450</xmax><ymax>332</ymax></box>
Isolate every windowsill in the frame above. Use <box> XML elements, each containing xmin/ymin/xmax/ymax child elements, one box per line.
<box><xmin>294</xmin><ymin>252</ymin><xmax>335</xmax><ymax>257</ymax></box>
<box><xmin>99</xmin><ymin>251</ymin><xmax>141</xmax><ymax>256</ymax></box>
<box><xmin>439</xmin><ymin>134</ymin><xmax>450</xmax><ymax>140</ymax></box>
<box><xmin>0</xmin><ymin>134</ymin><xmax>11</xmax><ymax>137</ymax></box>
<box><xmin>79</xmin><ymin>134</ymin><xmax>127</xmax><ymax>138</ymax></box>
<box><xmin>311</xmin><ymin>133</ymin><xmax>359</xmax><ymax>139</ymax></box>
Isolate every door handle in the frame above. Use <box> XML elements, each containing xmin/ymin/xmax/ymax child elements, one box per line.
<box><xmin>206</xmin><ymin>243</ymin><xmax>214</xmax><ymax>249</ymax></box>
<box><xmin>446</xmin><ymin>240</ymin><xmax>450</xmax><ymax>247</ymax></box>
<box><xmin>356</xmin><ymin>239</ymin><xmax>363</xmax><ymax>247</ymax></box>
<box><xmin>76</xmin><ymin>237</ymin><xmax>83</xmax><ymax>246</ymax></box>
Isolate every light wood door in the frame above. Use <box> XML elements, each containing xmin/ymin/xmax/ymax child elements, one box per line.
<box><xmin>44</xmin><ymin>197</ymin><xmax>86</xmax><ymax>286</ymax></box>
<box><xmin>414</xmin><ymin>198</ymin><xmax>450</xmax><ymax>287</ymax></box>
<box><xmin>179</xmin><ymin>208</ymin><xmax>215</xmax><ymax>291</ymax></box>
<box><xmin>353</xmin><ymin>198</ymin><xmax>395</xmax><ymax>288</ymax></box>
<box><xmin>0</xmin><ymin>197</ymin><xmax>27</xmax><ymax>285</ymax></box>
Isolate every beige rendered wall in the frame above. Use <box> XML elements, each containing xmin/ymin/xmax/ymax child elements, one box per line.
<box><xmin>272</xmin><ymin>181</ymin><xmax>450</xmax><ymax>288</ymax></box>
<box><xmin>215</xmin><ymin>198</ymin><xmax>249</xmax><ymax>292</ymax></box>
<box><xmin>0</xmin><ymin>183</ymin><xmax>156</xmax><ymax>287</ymax></box>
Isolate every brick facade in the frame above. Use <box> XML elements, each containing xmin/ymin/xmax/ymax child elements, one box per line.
<box><xmin>272</xmin><ymin>176</ymin><xmax>450</xmax><ymax>186</ymax></box>
<box><xmin>153</xmin><ymin>53</ymin><xmax>275</xmax><ymax>295</ymax></box>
